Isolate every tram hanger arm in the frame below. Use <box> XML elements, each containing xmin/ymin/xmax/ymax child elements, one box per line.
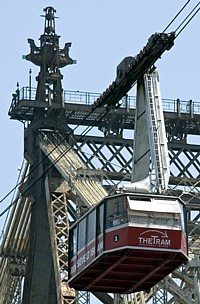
<box><xmin>92</xmin><ymin>32</ymin><xmax>175</xmax><ymax>110</ymax></box>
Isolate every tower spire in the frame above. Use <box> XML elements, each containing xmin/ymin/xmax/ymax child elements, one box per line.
<box><xmin>24</xmin><ymin>6</ymin><xmax>76</xmax><ymax>105</ymax></box>
<box><xmin>42</xmin><ymin>6</ymin><xmax>57</xmax><ymax>35</ymax></box>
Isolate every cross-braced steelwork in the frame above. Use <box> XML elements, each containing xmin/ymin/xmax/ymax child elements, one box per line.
<box><xmin>1</xmin><ymin>5</ymin><xmax>200</xmax><ymax>304</ymax></box>
<box><xmin>47</xmin><ymin>190</ymin><xmax>76</xmax><ymax>303</ymax></box>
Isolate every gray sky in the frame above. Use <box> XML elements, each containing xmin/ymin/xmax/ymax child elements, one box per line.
<box><xmin>1</xmin><ymin>1</ymin><xmax>200</xmax><ymax>302</ymax></box>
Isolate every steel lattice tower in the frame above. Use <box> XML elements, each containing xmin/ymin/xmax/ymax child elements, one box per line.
<box><xmin>0</xmin><ymin>6</ymin><xmax>200</xmax><ymax>304</ymax></box>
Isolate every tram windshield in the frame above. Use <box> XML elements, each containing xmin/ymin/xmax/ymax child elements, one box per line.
<box><xmin>127</xmin><ymin>196</ymin><xmax>185</xmax><ymax>231</ymax></box>
<box><xmin>105</xmin><ymin>195</ymin><xmax>128</xmax><ymax>228</ymax></box>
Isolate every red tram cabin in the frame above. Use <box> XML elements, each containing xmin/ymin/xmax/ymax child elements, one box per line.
<box><xmin>68</xmin><ymin>193</ymin><xmax>188</xmax><ymax>294</ymax></box>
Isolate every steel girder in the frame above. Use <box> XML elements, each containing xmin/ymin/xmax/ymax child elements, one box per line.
<box><xmin>0</xmin><ymin>133</ymin><xmax>200</xmax><ymax>304</ymax></box>
<box><xmin>73</xmin><ymin>135</ymin><xmax>200</xmax><ymax>184</ymax></box>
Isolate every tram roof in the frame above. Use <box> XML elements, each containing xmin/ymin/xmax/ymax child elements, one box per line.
<box><xmin>128</xmin><ymin>196</ymin><xmax>182</xmax><ymax>213</ymax></box>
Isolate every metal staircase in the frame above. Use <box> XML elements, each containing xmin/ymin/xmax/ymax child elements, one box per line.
<box><xmin>145</xmin><ymin>69</ymin><xmax>170</xmax><ymax>193</ymax></box>
<box><xmin>131</xmin><ymin>69</ymin><xmax>170</xmax><ymax>193</ymax></box>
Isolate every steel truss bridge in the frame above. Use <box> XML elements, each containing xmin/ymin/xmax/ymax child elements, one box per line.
<box><xmin>1</xmin><ymin>88</ymin><xmax>200</xmax><ymax>304</ymax></box>
<box><xmin>1</xmin><ymin>5</ymin><xmax>200</xmax><ymax>304</ymax></box>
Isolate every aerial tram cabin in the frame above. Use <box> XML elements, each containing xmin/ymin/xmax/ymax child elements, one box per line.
<box><xmin>68</xmin><ymin>193</ymin><xmax>188</xmax><ymax>294</ymax></box>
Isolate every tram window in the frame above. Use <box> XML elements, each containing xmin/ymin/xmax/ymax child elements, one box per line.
<box><xmin>106</xmin><ymin>196</ymin><xmax>128</xmax><ymax>228</ymax></box>
<box><xmin>97</xmin><ymin>204</ymin><xmax>104</xmax><ymax>235</ymax></box>
<box><xmin>129</xmin><ymin>211</ymin><xmax>149</xmax><ymax>225</ymax></box>
<box><xmin>179</xmin><ymin>204</ymin><xmax>186</xmax><ymax>232</ymax></box>
<box><xmin>87</xmin><ymin>211</ymin><xmax>96</xmax><ymax>242</ymax></box>
<box><xmin>78</xmin><ymin>218</ymin><xmax>86</xmax><ymax>251</ymax></box>
<box><xmin>129</xmin><ymin>211</ymin><xmax>181</xmax><ymax>229</ymax></box>
<box><xmin>154</xmin><ymin>212</ymin><xmax>181</xmax><ymax>228</ymax></box>
<box><xmin>71</xmin><ymin>227</ymin><xmax>77</xmax><ymax>257</ymax></box>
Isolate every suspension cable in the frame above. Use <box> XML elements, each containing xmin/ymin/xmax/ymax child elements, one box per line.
<box><xmin>162</xmin><ymin>0</ymin><xmax>200</xmax><ymax>38</ymax></box>
<box><xmin>0</xmin><ymin>159</ymin><xmax>26</xmax><ymax>240</ymax></box>
<box><xmin>1</xmin><ymin>1</ymin><xmax>200</xmax><ymax>212</ymax></box>
<box><xmin>175</xmin><ymin>2</ymin><xmax>200</xmax><ymax>38</ymax></box>
<box><xmin>162</xmin><ymin>0</ymin><xmax>191</xmax><ymax>33</ymax></box>
<box><xmin>0</xmin><ymin>101</ymin><xmax>102</xmax><ymax>205</ymax></box>
<box><xmin>0</xmin><ymin>105</ymin><xmax>112</xmax><ymax>217</ymax></box>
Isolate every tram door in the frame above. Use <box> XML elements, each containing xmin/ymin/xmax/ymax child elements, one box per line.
<box><xmin>85</xmin><ymin>210</ymin><xmax>96</xmax><ymax>267</ymax></box>
<box><xmin>96</xmin><ymin>204</ymin><xmax>104</xmax><ymax>256</ymax></box>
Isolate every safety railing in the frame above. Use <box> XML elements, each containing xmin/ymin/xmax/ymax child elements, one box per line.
<box><xmin>13</xmin><ymin>87</ymin><xmax>200</xmax><ymax>115</ymax></box>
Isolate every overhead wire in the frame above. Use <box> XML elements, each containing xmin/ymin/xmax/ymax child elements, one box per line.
<box><xmin>1</xmin><ymin>0</ymin><xmax>200</xmax><ymax>216</ymax></box>
<box><xmin>0</xmin><ymin>105</ymin><xmax>113</xmax><ymax>217</ymax></box>
<box><xmin>175</xmin><ymin>1</ymin><xmax>200</xmax><ymax>37</ymax></box>
<box><xmin>162</xmin><ymin>0</ymin><xmax>191</xmax><ymax>33</ymax></box>
<box><xmin>162</xmin><ymin>0</ymin><xmax>200</xmax><ymax>37</ymax></box>
<box><xmin>0</xmin><ymin>101</ymin><xmax>102</xmax><ymax>205</ymax></box>
<box><xmin>0</xmin><ymin>159</ymin><xmax>26</xmax><ymax>240</ymax></box>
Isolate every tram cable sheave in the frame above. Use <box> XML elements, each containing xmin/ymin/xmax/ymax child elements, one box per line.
<box><xmin>91</xmin><ymin>32</ymin><xmax>175</xmax><ymax>111</ymax></box>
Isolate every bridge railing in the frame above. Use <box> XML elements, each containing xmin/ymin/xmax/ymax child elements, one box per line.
<box><xmin>16</xmin><ymin>87</ymin><xmax>200</xmax><ymax>115</ymax></box>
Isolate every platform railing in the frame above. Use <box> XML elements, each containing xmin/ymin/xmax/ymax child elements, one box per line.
<box><xmin>15</xmin><ymin>86</ymin><xmax>200</xmax><ymax>115</ymax></box>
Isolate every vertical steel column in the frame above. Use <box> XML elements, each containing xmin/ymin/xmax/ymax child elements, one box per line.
<box><xmin>22</xmin><ymin>143</ymin><xmax>58</xmax><ymax>304</ymax></box>
<box><xmin>45</xmin><ymin>177</ymin><xmax>76</xmax><ymax>304</ymax></box>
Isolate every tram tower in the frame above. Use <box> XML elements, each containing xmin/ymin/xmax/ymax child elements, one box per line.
<box><xmin>13</xmin><ymin>7</ymin><xmax>76</xmax><ymax>304</ymax></box>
